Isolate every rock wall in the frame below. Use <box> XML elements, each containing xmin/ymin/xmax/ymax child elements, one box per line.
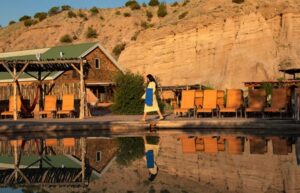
<box><xmin>157</xmin><ymin>136</ymin><xmax>300</xmax><ymax>193</ymax></box>
<box><xmin>119</xmin><ymin>13</ymin><xmax>300</xmax><ymax>89</ymax></box>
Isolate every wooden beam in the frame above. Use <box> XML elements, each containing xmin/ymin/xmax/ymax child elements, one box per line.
<box><xmin>81</xmin><ymin>138</ymin><xmax>86</xmax><ymax>184</ymax></box>
<box><xmin>2</xmin><ymin>63</ymin><xmax>15</xmax><ymax>79</ymax></box>
<box><xmin>70</xmin><ymin>63</ymin><xmax>82</xmax><ymax>75</ymax></box>
<box><xmin>13</xmin><ymin>65</ymin><xmax>17</xmax><ymax>120</ymax></box>
<box><xmin>0</xmin><ymin>59</ymin><xmax>81</xmax><ymax>65</ymax></box>
<box><xmin>14</xmin><ymin>63</ymin><xmax>29</xmax><ymax>81</ymax></box>
<box><xmin>79</xmin><ymin>60</ymin><xmax>85</xmax><ymax>119</ymax></box>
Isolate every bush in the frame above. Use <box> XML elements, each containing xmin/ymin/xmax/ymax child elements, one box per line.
<box><xmin>142</xmin><ymin>2</ymin><xmax>147</xmax><ymax>7</ymax></box>
<box><xmin>61</xmin><ymin>5</ymin><xmax>71</xmax><ymax>11</ymax></box>
<box><xmin>232</xmin><ymin>0</ymin><xmax>244</xmax><ymax>3</ymax></box>
<box><xmin>24</xmin><ymin>19</ymin><xmax>36</xmax><ymax>27</ymax></box>
<box><xmin>19</xmin><ymin>15</ymin><xmax>31</xmax><ymax>22</ymax></box>
<box><xmin>125</xmin><ymin>0</ymin><xmax>141</xmax><ymax>10</ymax></box>
<box><xmin>123</xmin><ymin>12</ymin><xmax>131</xmax><ymax>17</ymax></box>
<box><xmin>78</xmin><ymin>10</ymin><xmax>87</xmax><ymax>18</ymax></box>
<box><xmin>115</xmin><ymin>11</ymin><xmax>121</xmax><ymax>15</ymax></box>
<box><xmin>90</xmin><ymin>6</ymin><xmax>99</xmax><ymax>15</ymax></box>
<box><xmin>111</xmin><ymin>72</ymin><xmax>144</xmax><ymax>114</ymax></box>
<box><xmin>149</xmin><ymin>0</ymin><xmax>160</xmax><ymax>6</ymax></box>
<box><xmin>178</xmin><ymin>11</ymin><xmax>188</xmax><ymax>19</ymax></box>
<box><xmin>68</xmin><ymin>10</ymin><xmax>77</xmax><ymax>18</ymax></box>
<box><xmin>171</xmin><ymin>1</ymin><xmax>178</xmax><ymax>6</ymax></box>
<box><xmin>9</xmin><ymin>21</ymin><xmax>16</xmax><ymax>25</ymax></box>
<box><xmin>141</xmin><ymin>21</ymin><xmax>153</xmax><ymax>29</ymax></box>
<box><xmin>60</xmin><ymin>34</ymin><xmax>73</xmax><ymax>43</ymax></box>
<box><xmin>86</xmin><ymin>27</ymin><xmax>98</xmax><ymax>38</ymax></box>
<box><xmin>116</xmin><ymin>137</ymin><xmax>144</xmax><ymax>165</ymax></box>
<box><xmin>100</xmin><ymin>15</ymin><xmax>105</xmax><ymax>20</ymax></box>
<box><xmin>113</xmin><ymin>43</ymin><xmax>126</xmax><ymax>59</ymax></box>
<box><xmin>34</xmin><ymin>12</ymin><xmax>47</xmax><ymax>21</ymax></box>
<box><xmin>182</xmin><ymin>0</ymin><xmax>190</xmax><ymax>6</ymax></box>
<box><xmin>48</xmin><ymin>6</ymin><xmax>60</xmax><ymax>16</ymax></box>
<box><xmin>131</xmin><ymin>31</ymin><xmax>140</xmax><ymax>41</ymax></box>
<box><xmin>146</xmin><ymin>10</ymin><xmax>153</xmax><ymax>21</ymax></box>
<box><xmin>157</xmin><ymin>3</ymin><xmax>167</xmax><ymax>17</ymax></box>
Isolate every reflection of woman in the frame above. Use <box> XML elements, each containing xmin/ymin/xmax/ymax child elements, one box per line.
<box><xmin>143</xmin><ymin>136</ymin><xmax>160</xmax><ymax>181</ymax></box>
<box><xmin>142</xmin><ymin>74</ymin><xmax>164</xmax><ymax>121</ymax></box>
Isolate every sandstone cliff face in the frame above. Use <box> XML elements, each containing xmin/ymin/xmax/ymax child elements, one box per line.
<box><xmin>119</xmin><ymin>12</ymin><xmax>300</xmax><ymax>89</ymax></box>
<box><xmin>157</xmin><ymin>136</ymin><xmax>300</xmax><ymax>193</ymax></box>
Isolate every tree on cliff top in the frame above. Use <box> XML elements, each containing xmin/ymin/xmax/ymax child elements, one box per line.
<box><xmin>149</xmin><ymin>0</ymin><xmax>160</xmax><ymax>6</ymax></box>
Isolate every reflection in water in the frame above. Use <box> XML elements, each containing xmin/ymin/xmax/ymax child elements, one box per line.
<box><xmin>0</xmin><ymin>134</ymin><xmax>299</xmax><ymax>193</ymax></box>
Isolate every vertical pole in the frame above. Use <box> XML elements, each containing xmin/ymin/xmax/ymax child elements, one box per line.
<box><xmin>80</xmin><ymin>60</ymin><xmax>85</xmax><ymax>119</ymax></box>
<box><xmin>13</xmin><ymin>64</ymin><xmax>17</xmax><ymax>120</ymax></box>
<box><xmin>81</xmin><ymin>137</ymin><xmax>86</xmax><ymax>185</ymax></box>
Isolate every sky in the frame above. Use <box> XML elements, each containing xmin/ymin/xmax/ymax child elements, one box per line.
<box><xmin>0</xmin><ymin>0</ymin><xmax>176</xmax><ymax>26</ymax></box>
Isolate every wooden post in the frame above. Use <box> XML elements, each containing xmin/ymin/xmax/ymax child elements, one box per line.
<box><xmin>14</xmin><ymin>142</ymin><xmax>18</xmax><ymax>181</ymax></box>
<box><xmin>80</xmin><ymin>60</ymin><xmax>85</xmax><ymax>119</ymax></box>
<box><xmin>81</xmin><ymin>137</ymin><xmax>86</xmax><ymax>184</ymax></box>
<box><xmin>13</xmin><ymin>64</ymin><xmax>17</xmax><ymax>120</ymax></box>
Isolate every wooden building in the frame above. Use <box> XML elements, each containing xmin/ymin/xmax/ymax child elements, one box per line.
<box><xmin>0</xmin><ymin>42</ymin><xmax>124</xmax><ymax>118</ymax></box>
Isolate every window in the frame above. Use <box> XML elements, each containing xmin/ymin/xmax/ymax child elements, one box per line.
<box><xmin>95</xmin><ymin>58</ymin><xmax>100</xmax><ymax>69</ymax></box>
<box><xmin>96</xmin><ymin>151</ymin><xmax>102</xmax><ymax>162</ymax></box>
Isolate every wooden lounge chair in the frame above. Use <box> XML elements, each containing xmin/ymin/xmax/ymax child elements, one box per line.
<box><xmin>63</xmin><ymin>138</ymin><xmax>76</xmax><ymax>154</ymax></box>
<box><xmin>57</xmin><ymin>95</ymin><xmax>75</xmax><ymax>118</ymax></box>
<box><xmin>197</xmin><ymin>90</ymin><xmax>218</xmax><ymax>117</ymax></box>
<box><xmin>194</xmin><ymin>90</ymin><xmax>203</xmax><ymax>110</ymax></box>
<box><xmin>217</xmin><ymin>90</ymin><xmax>225</xmax><ymax>109</ymax></box>
<box><xmin>1</xmin><ymin>96</ymin><xmax>21</xmax><ymax>118</ymax></box>
<box><xmin>195</xmin><ymin>137</ymin><xmax>204</xmax><ymax>151</ymax></box>
<box><xmin>264</xmin><ymin>88</ymin><xmax>288</xmax><ymax>118</ymax></box>
<box><xmin>174</xmin><ymin>90</ymin><xmax>196</xmax><ymax>117</ymax></box>
<box><xmin>270</xmin><ymin>137</ymin><xmax>292</xmax><ymax>155</ymax></box>
<box><xmin>249</xmin><ymin>137</ymin><xmax>267</xmax><ymax>154</ymax></box>
<box><xmin>45</xmin><ymin>139</ymin><xmax>58</xmax><ymax>146</ymax></box>
<box><xmin>39</xmin><ymin>95</ymin><xmax>57</xmax><ymax>118</ymax></box>
<box><xmin>225</xmin><ymin>137</ymin><xmax>244</xmax><ymax>154</ymax></box>
<box><xmin>219</xmin><ymin>89</ymin><xmax>243</xmax><ymax>118</ymax></box>
<box><xmin>217</xmin><ymin>137</ymin><xmax>225</xmax><ymax>151</ymax></box>
<box><xmin>245</xmin><ymin>89</ymin><xmax>266</xmax><ymax>118</ymax></box>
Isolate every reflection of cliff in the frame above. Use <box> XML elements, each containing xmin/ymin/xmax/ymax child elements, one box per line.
<box><xmin>157</xmin><ymin>136</ymin><xmax>300</xmax><ymax>193</ymax></box>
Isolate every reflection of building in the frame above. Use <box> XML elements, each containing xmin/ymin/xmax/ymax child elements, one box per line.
<box><xmin>0</xmin><ymin>137</ymin><xmax>118</xmax><ymax>186</ymax></box>
<box><xmin>158</xmin><ymin>135</ymin><xmax>300</xmax><ymax>193</ymax></box>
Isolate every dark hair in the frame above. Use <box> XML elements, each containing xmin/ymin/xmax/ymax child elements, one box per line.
<box><xmin>146</xmin><ymin>74</ymin><xmax>158</xmax><ymax>88</ymax></box>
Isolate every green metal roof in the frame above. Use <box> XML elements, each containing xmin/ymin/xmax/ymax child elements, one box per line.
<box><xmin>3</xmin><ymin>55</ymin><xmax>37</xmax><ymax>61</ymax></box>
<box><xmin>41</xmin><ymin>42</ymin><xmax>97</xmax><ymax>60</ymax></box>
<box><xmin>0</xmin><ymin>71</ymin><xmax>61</xmax><ymax>81</ymax></box>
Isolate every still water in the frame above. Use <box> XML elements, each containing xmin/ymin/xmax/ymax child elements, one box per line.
<box><xmin>0</xmin><ymin>131</ymin><xmax>299</xmax><ymax>193</ymax></box>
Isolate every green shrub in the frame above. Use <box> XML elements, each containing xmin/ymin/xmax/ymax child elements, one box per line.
<box><xmin>125</xmin><ymin>0</ymin><xmax>141</xmax><ymax>10</ymax></box>
<box><xmin>115</xmin><ymin>11</ymin><xmax>121</xmax><ymax>15</ymax></box>
<box><xmin>149</xmin><ymin>0</ymin><xmax>160</xmax><ymax>6</ymax></box>
<box><xmin>60</xmin><ymin>34</ymin><xmax>73</xmax><ymax>43</ymax></box>
<box><xmin>142</xmin><ymin>2</ymin><xmax>147</xmax><ymax>7</ymax></box>
<box><xmin>123</xmin><ymin>12</ymin><xmax>131</xmax><ymax>17</ymax></box>
<box><xmin>9</xmin><ymin>21</ymin><xmax>16</xmax><ymax>25</ymax></box>
<box><xmin>48</xmin><ymin>6</ymin><xmax>60</xmax><ymax>16</ymax></box>
<box><xmin>90</xmin><ymin>6</ymin><xmax>99</xmax><ymax>15</ymax></box>
<box><xmin>131</xmin><ymin>31</ymin><xmax>140</xmax><ymax>41</ymax></box>
<box><xmin>182</xmin><ymin>0</ymin><xmax>190</xmax><ymax>6</ymax></box>
<box><xmin>157</xmin><ymin>3</ymin><xmax>167</xmax><ymax>17</ymax></box>
<box><xmin>34</xmin><ymin>12</ymin><xmax>47</xmax><ymax>21</ymax></box>
<box><xmin>178</xmin><ymin>11</ymin><xmax>188</xmax><ymax>19</ymax></box>
<box><xmin>232</xmin><ymin>0</ymin><xmax>244</xmax><ymax>3</ymax></box>
<box><xmin>111</xmin><ymin>72</ymin><xmax>144</xmax><ymax>114</ymax></box>
<box><xmin>86</xmin><ymin>27</ymin><xmax>98</xmax><ymax>38</ymax></box>
<box><xmin>141</xmin><ymin>21</ymin><xmax>153</xmax><ymax>29</ymax></box>
<box><xmin>68</xmin><ymin>10</ymin><xmax>77</xmax><ymax>18</ymax></box>
<box><xmin>100</xmin><ymin>15</ymin><xmax>105</xmax><ymax>20</ymax></box>
<box><xmin>24</xmin><ymin>19</ymin><xmax>36</xmax><ymax>27</ymax></box>
<box><xmin>61</xmin><ymin>5</ymin><xmax>71</xmax><ymax>11</ymax></box>
<box><xmin>19</xmin><ymin>15</ymin><xmax>31</xmax><ymax>22</ymax></box>
<box><xmin>116</xmin><ymin>137</ymin><xmax>144</xmax><ymax>165</ymax></box>
<box><xmin>146</xmin><ymin>10</ymin><xmax>153</xmax><ymax>20</ymax></box>
<box><xmin>113</xmin><ymin>43</ymin><xmax>126</xmax><ymax>59</ymax></box>
<box><xmin>171</xmin><ymin>1</ymin><xmax>178</xmax><ymax>6</ymax></box>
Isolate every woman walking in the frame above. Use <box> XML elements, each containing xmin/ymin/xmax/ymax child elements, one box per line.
<box><xmin>142</xmin><ymin>74</ymin><xmax>164</xmax><ymax>121</ymax></box>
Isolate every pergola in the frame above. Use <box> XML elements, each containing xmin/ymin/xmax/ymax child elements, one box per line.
<box><xmin>0</xmin><ymin>59</ymin><xmax>86</xmax><ymax>120</ymax></box>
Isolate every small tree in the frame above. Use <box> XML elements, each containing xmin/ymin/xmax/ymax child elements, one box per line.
<box><xmin>86</xmin><ymin>27</ymin><xmax>98</xmax><ymax>38</ymax></box>
<box><xmin>48</xmin><ymin>6</ymin><xmax>61</xmax><ymax>16</ymax></box>
<box><xmin>125</xmin><ymin>0</ymin><xmax>141</xmax><ymax>10</ymax></box>
<box><xmin>34</xmin><ymin>12</ymin><xmax>47</xmax><ymax>21</ymax></box>
<box><xmin>61</xmin><ymin>5</ymin><xmax>71</xmax><ymax>11</ymax></box>
<box><xmin>178</xmin><ymin>11</ymin><xmax>188</xmax><ymax>19</ymax></box>
<box><xmin>115</xmin><ymin>11</ymin><xmax>121</xmax><ymax>15</ymax></box>
<box><xmin>90</xmin><ymin>6</ymin><xmax>99</xmax><ymax>15</ymax></box>
<box><xmin>24</xmin><ymin>19</ymin><xmax>36</xmax><ymax>27</ymax></box>
<box><xmin>19</xmin><ymin>15</ymin><xmax>31</xmax><ymax>22</ymax></box>
<box><xmin>113</xmin><ymin>43</ymin><xmax>126</xmax><ymax>59</ymax></box>
<box><xmin>9</xmin><ymin>21</ymin><xmax>16</xmax><ymax>25</ymax></box>
<box><xmin>146</xmin><ymin>10</ymin><xmax>153</xmax><ymax>21</ymax></box>
<box><xmin>157</xmin><ymin>3</ymin><xmax>167</xmax><ymax>17</ymax></box>
<box><xmin>68</xmin><ymin>10</ymin><xmax>77</xmax><ymax>18</ymax></box>
<box><xmin>60</xmin><ymin>34</ymin><xmax>73</xmax><ymax>43</ymax></box>
<box><xmin>123</xmin><ymin>12</ymin><xmax>131</xmax><ymax>17</ymax></box>
<box><xmin>182</xmin><ymin>0</ymin><xmax>190</xmax><ymax>6</ymax></box>
<box><xmin>171</xmin><ymin>1</ymin><xmax>178</xmax><ymax>6</ymax></box>
<box><xmin>148</xmin><ymin>0</ymin><xmax>160</xmax><ymax>6</ymax></box>
<box><xmin>111</xmin><ymin>72</ymin><xmax>144</xmax><ymax>114</ymax></box>
<box><xmin>232</xmin><ymin>0</ymin><xmax>244</xmax><ymax>3</ymax></box>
